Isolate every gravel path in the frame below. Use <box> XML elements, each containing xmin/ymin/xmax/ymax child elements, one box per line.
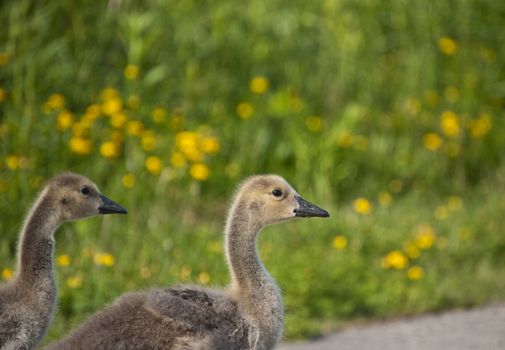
<box><xmin>278</xmin><ymin>304</ymin><xmax>505</xmax><ymax>350</ymax></box>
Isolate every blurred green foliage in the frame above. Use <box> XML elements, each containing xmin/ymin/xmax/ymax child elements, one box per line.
<box><xmin>1</xmin><ymin>0</ymin><xmax>505</xmax><ymax>342</ymax></box>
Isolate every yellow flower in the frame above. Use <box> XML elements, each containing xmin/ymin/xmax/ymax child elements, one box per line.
<box><xmin>66</xmin><ymin>275</ymin><xmax>83</xmax><ymax>289</ymax></box>
<box><xmin>69</xmin><ymin>137</ymin><xmax>92</xmax><ymax>155</ymax></box>
<box><xmin>407</xmin><ymin>266</ymin><xmax>424</xmax><ymax>280</ymax></box>
<box><xmin>381</xmin><ymin>250</ymin><xmax>408</xmax><ymax>270</ymax></box>
<box><xmin>250</xmin><ymin>76</ymin><xmax>269</xmax><ymax>94</ymax></box>
<box><xmin>102</xmin><ymin>98</ymin><xmax>122</xmax><ymax>116</ymax></box>
<box><xmin>124</xmin><ymin>64</ymin><xmax>140</xmax><ymax>80</ymax></box>
<box><xmin>56</xmin><ymin>111</ymin><xmax>74</xmax><ymax>131</ymax></box>
<box><xmin>126</xmin><ymin>120</ymin><xmax>144</xmax><ymax>137</ymax></box>
<box><xmin>353</xmin><ymin>198</ymin><xmax>372</xmax><ymax>215</ymax></box>
<box><xmin>122</xmin><ymin>173</ymin><xmax>136</xmax><ymax>188</ymax></box>
<box><xmin>440</xmin><ymin>110</ymin><xmax>460</xmax><ymax>137</ymax></box>
<box><xmin>0</xmin><ymin>52</ymin><xmax>8</xmax><ymax>65</ymax></box>
<box><xmin>176</xmin><ymin>131</ymin><xmax>201</xmax><ymax>161</ymax></box>
<box><xmin>200</xmin><ymin>136</ymin><xmax>220</xmax><ymax>154</ymax></box>
<box><xmin>127</xmin><ymin>95</ymin><xmax>140</xmax><ymax>109</ymax></box>
<box><xmin>110</xmin><ymin>113</ymin><xmax>128</xmax><ymax>128</ymax></box>
<box><xmin>145</xmin><ymin>156</ymin><xmax>163</xmax><ymax>175</ymax></box>
<box><xmin>404</xmin><ymin>243</ymin><xmax>421</xmax><ymax>259</ymax></box>
<box><xmin>2</xmin><ymin>267</ymin><xmax>13</xmax><ymax>280</ymax></box>
<box><xmin>423</xmin><ymin>133</ymin><xmax>443</xmax><ymax>151</ymax></box>
<box><xmin>152</xmin><ymin>107</ymin><xmax>167</xmax><ymax>123</ymax></box>
<box><xmin>236</xmin><ymin>102</ymin><xmax>254</xmax><ymax>119</ymax></box>
<box><xmin>56</xmin><ymin>254</ymin><xmax>71</xmax><ymax>267</ymax></box>
<box><xmin>0</xmin><ymin>88</ymin><xmax>6</xmax><ymax>103</ymax></box>
<box><xmin>94</xmin><ymin>253</ymin><xmax>115</xmax><ymax>267</ymax></box>
<box><xmin>305</xmin><ymin>116</ymin><xmax>322</xmax><ymax>132</ymax></box>
<box><xmin>332</xmin><ymin>235</ymin><xmax>347</xmax><ymax>251</ymax></box>
<box><xmin>337</xmin><ymin>132</ymin><xmax>353</xmax><ymax>148</ymax></box>
<box><xmin>85</xmin><ymin>104</ymin><xmax>102</xmax><ymax>119</ymax></box>
<box><xmin>190</xmin><ymin>163</ymin><xmax>210</xmax><ymax>181</ymax></box>
<box><xmin>434</xmin><ymin>206</ymin><xmax>448</xmax><ymax>220</ymax></box>
<box><xmin>44</xmin><ymin>93</ymin><xmax>65</xmax><ymax>112</ymax></box>
<box><xmin>101</xmin><ymin>87</ymin><xmax>119</xmax><ymax>100</ymax></box>
<box><xmin>170</xmin><ymin>152</ymin><xmax>187</xmax><ymax>168</ymax></box>
<box><xmin>415</xmin><ymin>224</ymin><xmax>436</xmax><ymax>249</ymax></box>
<box><xmin>378</xmin><ymin>192</ymin><xmax>392</xmax><ymax>207</ymax></box>
<box><xmin>448</xmin><ymin>196</ymin><xmax>462</xmax><ymax>211</ymax></box>
<box><xmin>141</xmin><ymin>132</ymin><xmax>157</xmax><ymax>151</ymax></box>
<box><xmin>179</xmin><ymin>265</ymin><xmax>192</xmax><ymax>281</ymax></box>
<box><xmin>438</xmin><ymin>36</ymin><xmax>458</xmax><ymax>55</ymax></box>
<box><xmin>100</xmin><ymin>141</ymin><xmax>120</xmax><ymax>159</ymax></box>
<box><xmin>198</xmin><ymin>271</ymin><xmax>211</xmax><ymax>284</ymax></box>
<box><xmin>469</xmin><ymin>114</ymin><xmax>492</xmax><ymax>139</ymax></box>
<box><xmin>444</xmin><ymin>86</ymin><xmax>459</xmax><ymax>102</ymax></box>
<box><xmin>6</xmin><ymin>155</ymin><xmax>20</xmax><ymax>170</ymax></box>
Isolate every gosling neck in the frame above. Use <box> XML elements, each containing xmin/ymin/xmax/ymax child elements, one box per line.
<box><xmin>16</xmin><ymin>188</ymin><xmax>61</xmax><ymax>288</ymax></box>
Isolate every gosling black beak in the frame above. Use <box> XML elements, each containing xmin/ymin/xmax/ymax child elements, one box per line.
<box><xmin>99</xmin><ymin>194</ymin><xmax>128</xmax><ymax>215</ymax></box>
<box><xmin>294</xmin><ymin>196</ymin><xmax>330</xmax><ymax>218</ymax></box>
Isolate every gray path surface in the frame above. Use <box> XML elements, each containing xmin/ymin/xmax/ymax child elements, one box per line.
<box><xmin>278</xmin><ymin>304</ymin><xmax>505</xmax><ymax>350</ymax></box>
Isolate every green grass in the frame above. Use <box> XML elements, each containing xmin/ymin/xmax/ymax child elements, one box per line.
<box><xmin>1</xmin><ymin>0</ymin><xmax>505</xmax><ymax>343</ymax></box>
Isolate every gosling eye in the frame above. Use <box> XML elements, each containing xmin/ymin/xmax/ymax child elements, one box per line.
<box><xmin>80</xmin><ymin>187</ymin><xmax>90</xmax><ymax>196</ymax></box>
<box><xmin>272</xmin><ymin>189</ymin><xmax>283</xmax><ymax>198</ymax></box>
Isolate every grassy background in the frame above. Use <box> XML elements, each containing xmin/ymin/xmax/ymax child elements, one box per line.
<box><xmin>1</xmin><ymin>0</ymin><xmax>505</xmax><ymax>343</ymax></box>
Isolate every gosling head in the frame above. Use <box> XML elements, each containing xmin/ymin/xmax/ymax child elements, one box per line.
<box><xmin>234</xmin><ymin>174</ymin><xmax>329</xmax><ymax>226</ymax></box>
<box><xmin>46</xmin><ymin>173</ymin><xmax>127</xmax><ymax>222</ymax></box>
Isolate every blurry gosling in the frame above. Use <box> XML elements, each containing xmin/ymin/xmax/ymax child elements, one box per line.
<box><xmin>0</xmin><ymin>173</ymin><xmax>127</xmax><ymax>350</ymax></box>
<box><xmin>46</xmin><ymin>174</ymin><xmax>329</xmax><ymax>350</ymax></box>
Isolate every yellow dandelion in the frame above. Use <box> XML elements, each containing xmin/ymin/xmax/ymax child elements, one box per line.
<box><xmin>179</xmin><ymin>265</ymin><xmax>192</xmax><ymax>280</ymax></box>
<box><xmin>444</xmin><ymin>86</ymin><xmax>460</xmax><ymax>102</ymax></box>
<box><xmin>381</xmin><ymin>250</ymin><xmax>408</xmax><ymax>270</ymax></box>
<box><xmin>124</xmin><ymin>64</ymin><xmax>140</xmax><ymax>80</ymax></box>
<box><xmin>56</xmin><ymin>254</ymin><xmax>71</xmax><ymax>267</ymax></box>
<box><xmin>141</xmin><ymin>132</ymin><xmax>157</xmax><ymax>152</ymax></box>
<box><xmin>101</xmin><ymin>87</ymin><xmax>119</xmax><ymax>100</ymax></box>
<box><xmin>2</xmin><ymin>267</ymin><xmax>13</xmax><ymax>280</ymax></box>
<box><xmin>378</xmin><ymin>192</ymin><xmax>392</xmax><ymax>207</ymax></box>
<box><xmin>140</xmin><ymin>266</ymin><xmax>151</xmax><ymax>279</ymax></box>
<box><xmin>198</xmin><ymin>271</ymin><xmax>211</xmax><ymax>284</ymax></box>
<box><xmin>200</xmin><ymin>136</ymin><xmax>220</xmax><ymax>154</ymax></box>
<box><xmin>0</xmin><ymin>88</ymin><xmax>6</xmax><ymax>103</ymax></box>
<box><xmin>56</xmin><ymin>111</ymin><xmax>74</xmax><ymax>131</ymax></box>
<box><xmin>6</xmin><ymin>155</ymin><xmax>20</xmax><ymax>170</ymax></box>
<box><xmin>110</xmin><ymin>113</ymin><xmax>128</xmax><ymax>128</ymax></box>
<box><xmin>100</xmin><ymin>141</ymin><xmax>120</xmax><ymax>159</ymax></box>
<box><xmin>438</xmin><ymin>36</ymin><xmax>458</xmax><ymax>55</ymax></box>
<box><xmin>152</xmin><ymin>107</ymin><xmax>167</xmax><ymax>123</ymax></box>
<box><xmin>69</xmin><ymin>137</ymin><xmax>92</xmax><ymax>155</ymax></box>
<box><xmin>45</xmin><ymin>93</ymin><xmax>65</xmax><ymax>111</ymax></box>
<box><xmin>337</xmin><ymin>132</ymin><xmax>353</xmax><ymax>148</ymax></box>
<box><xmin>353</xmin><ymin>198</ymin><xmax>372</xmax><ymax>215</ymax></box>
<box><xmin>423</xmin><ymin>133</ymin><xmax>443</xmax><ymax>151</ymax></box>
<box><xmin>469</xmin><ymin>114</ymin><xmax>492</xmax><ymax>139</ymax></box>
<box><xmin>424</xmin><ymin>90</ymin><xmax>439</xmax><ymax>107</ymax></box>
<box><xmin>85</xmin><ymin>104</ymin><xmax>102</xmax><ymax>118</ymax></box>
<box><xmin>305</xmin><ymin>116</ymin><xmax>323</xmax><ymax>132</ymax></box>
<box><xmin>407</xmin><ymin>266</ymin><xmax>424</xmax><ymax>280</ymax></box>
<box><xmin>0</xmin><ymin>52</ymin><xmax>8</xmax><ymax>65</ymax></box>
<box><xmin>126</xmin><ymin>120</ymin><xmax>144</xmax><ymax>137</ymax></box>
<box><xmin>190</xmin><ymin>163</ymin><xmax>210</xmax><ymax>181</ymax></box>
<box><xmin>415</xmin><ymin>225</ymin><xmax>436</xmax><ymax>249</ymax></box>
<box><xmin>448</xmin><ymin>196</ymin><xmax>462</xmax><ymax>211</ymax></box>
<box><xmin>145</xmin><ymin>156</ymin><xmax>163</xmax><ymax>175</ymax></box>
<box><xmin>236</xmin><ymin>102</ymin><xmax>254</xmax><ymax>119</ymax></box>
<box><xmin>170</xmin><ymin>152</ymin><xmax>187</xmax><ymax>168</ymax></box>
<box><xmin>176</xmin><ymin>131</ymin><xmax>201</xmax><ymax>161</ymax></box>
<box><xmin>94</xmin><ymin>253</ymin><xmax>115</xmax><ymax>267</ymax></box>
<box><xmin>102</xmin><ymin>97</ymin><xmax>122</xmax><ymax>116</ymax></box>
<box><xmin>122</xmin><ymin>173</ymin><xmax>136</xmax><ymax>188</ymax></box>
<box><xmin>440</xmin><ymin>110</ymin><xmax>460</xmax><ymax>138</ymax></box>
<box><xmin>250</xmin><ymin>76</ymin><xmax>269</xmax><ymax>94</ymax></box>
<box><xmin>404</xmin><ymin>243</ymin><xmax>421</xmax><ymax>259</ymax></box>
<box><xmin>434</xmin><ymin>206</ymin><xmax>448</xmax><ymax>220</ymax></box>
<box><xmin>127</xmin><ymin>95</ymin><xmax>140</xmax><ymax>110</ymax></box>
<box><xmin>332</xmin><ymin>235</ymin><xmax>347</xmax><ymax>251</ymax></box>
<box><xmin>66</xmin><ymin>275</ymin><xmax>83</xmax><ymax>289</ymax></box>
